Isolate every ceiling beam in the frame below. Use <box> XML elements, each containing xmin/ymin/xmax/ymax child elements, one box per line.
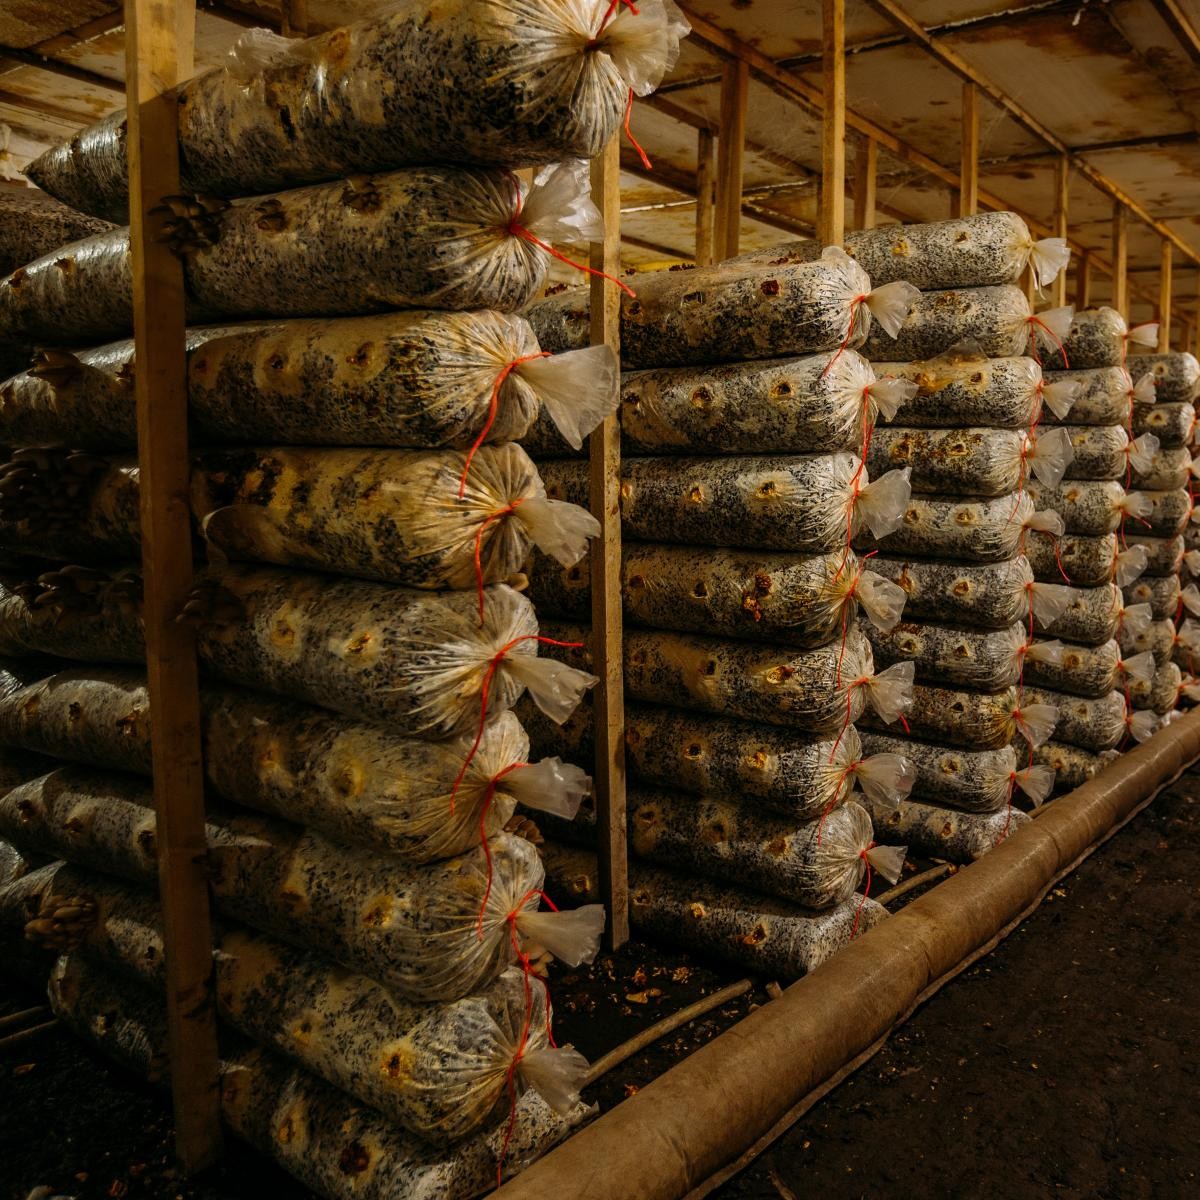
<box><xmin>0</xmin><ymin>10</ymin><xmax>125</xmax><ymax>85</ymax></box>
<box><xmin>980</xmin><ymin>130</ymin><xmax>1199</xmax><ymax>168</ymax></box>
<box><xmin>1147</xmin><ymin>0</ymin><xmax>1200</xmax><ymax>66</ymax></box>
<box><xmin>622</xmin><ymin>232</ymin><xmax>692</xmax><ymax>260</ymax></box>
<box><xmin>0</xmin><ymin>43</ymin><xmax>124</xmax><ymax>93</ymax></box>
<box><xmin>859</xmin><ymin>0</ymin><xmax>1200</xmax><ymax>267</ymax></box>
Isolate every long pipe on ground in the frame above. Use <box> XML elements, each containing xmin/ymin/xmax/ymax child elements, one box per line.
<box><xmin>496</xmin><ymin>709</ymin><xmax>1200</xmax><ymax>1200</ymax></box>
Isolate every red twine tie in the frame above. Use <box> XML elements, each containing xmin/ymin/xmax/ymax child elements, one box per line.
<box><xmin>449</xmin><ymin>634</ymin><xmax>585</xmax><ymax>816</ymax></box>
<box><xmin>850</xmin><ymin>842</ymin><xmax>875</xmax><ymax>938</ymax></box>
<box><xmin>474</xmin><ymin>761</ymin><xmax>527</xmax><ymax>938</ymax></box>
<box><xmin>472</xmin><ymin>498</ymin><xmax>524</xmax><ymax>624</ymax></box>
<box><xmin>822</xmin><ymin>295</ymin><xmax>868</xmax><ymax>379</ymax></box>
<box><xmin>835</xmin><ymin>549</ymin><xmax>877</xmax><ymax>689</ymax></box>
<box><xmin>505</xmin><ymin>174</ymin><xmax>636</xmax><ymax>298</ymax></box>
<box><xmin>1027</xmin><ymin>315</ymin><xmax>1069</xmax><ymax>368</ymax></box>
<box><xmin>458</xmin><ymin>352</ymin><xmax>551</xmax><ymax>498</ymax></box>
<box><xmin>817</xmin><ymin>757</ymin><xmax>862</xmax><ymax>845</ymax></box>
<box><xmin>495</xmin><ymin>888</ymin><xmax>561</xmax><ymax>1186</ymax></box>
<box><xmin>586</xmin><ymin>3</ymin><xmax>650</xmax><ymax>170</ymax></box>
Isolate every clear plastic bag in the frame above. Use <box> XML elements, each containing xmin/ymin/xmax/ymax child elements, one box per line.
<box><xmin>1023</xmin><ymin>637</ymin><xmax>1121</xmax><ymax>699</ymax></box>
<box><xmin>28</xmin><ymin>0</ymin><xmax>689</xmax><ymax>222</ymax></box>
<box><xmin>1040</xmin><ymin>307</ymin><xmax>1126</xmax><ymax>370</ymax></box>
<box><xmin>542</xmin><ymin>842</ymin><xmax>889</xmax><ymax>980</ymax></box>
<box><xmin>859</xmin><ymin>732</ymin><xmax>1016</xmax><ymax>813</ymax></box>
<box><xmin>2</xmin><ymin>315</ymin><xmax>616</xmax><ymax>453</ymax></box>
<box><xmin>526</xmin><ymin>543</ymin><xmax>901</xmax><ymax>648</ymax></box>
<box><xmin>629</xmin><ymin>791</ymin><xmax>889</xmax><ymax>908</ymax></box>
<box><xmin>538</xmin><ymin>618</ymin><xmax>875</xmax><ymax>736</ymax></box>
<box><xmin>865</xmin><ymin>619</ymin><xmax>1029</xmax><ymax>690</ymax></box>
<box><xmin>1130</xmin><ymin>445</ymin><xmax>1192</xmax><ymax>492</ymax></box>
<box><xmin>1032</xmin><ymin>580</ymin><xmax>1122</xmax><ymax>646</ymax></box>
<box><xmin>861</xmin><ymin>285</ymin><xmax>1031</xmax><ymax>361</ymax></box>
<box><xmin>1133</xmin><ymin>400</ymin><xmax>1195</xmax><ymax>449</ymax></box>
<box><xmin>0</xmin><ymin>187</ymin><xmax>113</xmax><ymax>278</ymax></box>
<box><xmin>1126</xmin><ymin>351</ymin><xmax>1200</xmax><ymax>404</ymax></box>
<box><xmin>1026</xmin><ymin>479</ymin><xmax>1127</xmax><ymax>536</ymax></box>
<box><xmin>864</xmin><ymin>791</ymin><xmax>1029</xmax><ymax>862</ymax></box>
<box><xmin>857</xmin><ymin>490</ymin><xmax>1033</xmax><ymax>563</ymax></box>
<box><xmin>1019</xmin><ymin>686</ymin><xmax>1126</xmax><ymax>751</ymax></box>
<box><xmin>597</xmin><ymin>349</ymin><xmax>880</xmax><ymax>457</ymax></box>
<box><xmin>867</xmin><ymin>427</ymin><xmax>1027</xmax><ymax>497</ymax></box>
<box><xmin>539</xmin><ymin>452</ymin><xmax>877</xmax><ymax>555</ymax></box>
<box><xmin>1123</xmin><ymin>572</ymin><xmax>1182</xmax><ymax>620</ymax></box>
<box><xmin>868</xmin><ymin>554</ymin><xmax>1033</xmax><ymax>629</ymax></box>
<box><xmin>191</xmin><ymin>568</ymin><xmax>595</xmax><ymax>737</ymax></box>
<box><xmin>1</xmin><ymin>164</ymin><xmax>598</xmax><ymax>348</ymax></box>
<box><xmin>528</xmin><ymin>248</ymin><xmax>908</xmax><ymax>370</ymax></box>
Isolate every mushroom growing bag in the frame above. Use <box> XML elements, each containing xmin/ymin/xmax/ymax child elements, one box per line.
<box><xmin>526</xmin><ymin>248</ymin><xmax>917</xmax><ymax>369</ymax></box>
<box><xmin>0</xmin><ymin>163</ymin><xmax>599</xmax><ymax>347</ymax></box>
<box><xmin>27</xmin><ymin>0</ymin><xmax>689</xmax><ymax>222</ymax></box>
<box><xmin>0</xmin><ymin>314</ymin><xmax>617</xmax><ymax>453</ymax></box>
<box><xmin>0</xmin><ymin>187</ymin><xmax>113</xmax><ymax>277</ymax></box>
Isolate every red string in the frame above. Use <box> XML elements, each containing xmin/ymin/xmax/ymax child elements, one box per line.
<box><xmin>623</xmin><ymin>86</ymin><xmax>651</xmax><ymax>169</ymax></box>
<box><xmin>495</xmin><ymin>887</ymin><xmax>561</xmax><ymax>1187</ymax></box>
<box><xmin>458</xmin><ymin>352</ymin><xmax>550</xmax><ymax>498</ymax></box>
<box><xmin>1031</xmin><ymin>380</ymin><xmax>1045</xmax><ymax>437</ymax></box>
<box><xmin>449</xmin><ymin>634</ymin><xmax>584</xmax><ymax>816</ymax></box>
<box><xmin>1001</xmin><ymin>772</ymin><xmax>1018</xmax><ymax>841</ymax></box>
<box><xmin>472</xmin><ymin>499</ymin><xmax>524</xmax><ymax>624</ymax></box>
<box><xmin>850</xmin><ymin>843</ymin><xmax>875</xmax><ymax>938</ymax></box>
<box><xmin>821</xmin><ymin>295</ymin><xmax>868</xmax><ymax>380</ymax></box>
<box><xmin>817</xmin><ymin>758</ymin><xmax>859</xmax><ymax>846</ymax></box>
<box><xmin>475</xmin><ymin>761</ymin><xmax>526</xmax><ymax>939</ymax></box>
<box><xmin>504</xmin><ymin>171</ymin><xmax>636</xmax><ymax>298</ymax></box>
<box><xmin>1027</xmin><ymin>315</ymin><xmax>1069</xmax><ymax>368</ymax></box>
<box><xmin>835</xmin><ymin>549</ymin><xmax>877</xmax><ymax>689</ymax></box>
<box><xmin>830</xmin><ymin>675</ymin><xmax>868</xmax><ymax>762</ymax></box>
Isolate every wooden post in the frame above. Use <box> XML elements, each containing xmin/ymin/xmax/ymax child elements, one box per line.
<box><xmin>852</xmin><ymin>137</ymin><xmax>877</xmax><ymax>232</ymax></box>
<box><xmin>956</xmin><ymin>82</ymin><xmax>979</xmax><ymax>218</ymax></box>
<box><xmin>714</xmin><ymin>59</ymin><xmax>747</xmax><ymax>261</ymax></box>
<box><xmin>1158</xmin><ymin>240</ymin><xmax>1173</xmax><ymax>352</ymax></box>
<box><xmin>588</xmin><ymin>139</ymin><xmax>628</xmax><ymax>951</ymax></box>
<box><xmin>1076</xmin><ymin>250</ymin><xmax>1092</xmax><ymax>310</ymax></box>
<box><xmin>123</xmin><ymin>0</ymin><xmax>222</xmax><ymax>1173</ymax></box>
<box><xmin>695</xmin><ymin>127</ymin><xmax>715</xmax><ymax>267</ymax></box>
<box><xmin>1053</xmin><ymin>155</ymin><xmax>1069</xmax><ymax>308</ymax></box>
<box><xmin>819</xmin><ymin>0</ymin><xmax>846</xmax><ymax>246</ymax></box>
<box><xmin>281</xmin><ymin>0</ymin><xmax>309</xmax><ymax>35</ymax></box>
<box><xmin>1182</xmin><ymin>317</ymin><xmax>1192</xmax><ymax>356</ymax></box>
<box><xmin>1112</xmin><ymin>202</ymin><xmax>1129</xmax><ymax>320</ymax></box>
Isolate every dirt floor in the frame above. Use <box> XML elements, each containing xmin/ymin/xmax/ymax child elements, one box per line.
<box><xmin>1</xmin><ymin>772</ymin><xmax>1196</xmax><ymax>1200</ymax></box>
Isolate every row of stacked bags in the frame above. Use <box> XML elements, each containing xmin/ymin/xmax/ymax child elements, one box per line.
<box><xmin>0</xmin><ymin>1</ymin><xmax>693</xmax><ymax>1195</ymax></box>
<box><xmin>1040</xmin><ymin>312</ymin><xmax>1197</xmax><ymax>739</ymax></box>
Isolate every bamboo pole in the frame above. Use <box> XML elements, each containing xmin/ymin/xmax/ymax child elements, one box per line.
<box><xmin>123</xmin><ymin>0</ymin><xmax>223</xmax><ymax>1171</ymax></box>
<box><xmin>695</xmin><ymin>127</ymin><xmax>715</xmax><ymax>267</ymax></box>
<box><xmin>957</xmin><ymin>81</ymin><xmax>979</xmax><ymax>218</ymax></box>
<box><xmin>589</xmin><ymin>138</ymin><xmax>629</xmax><ymax>950</ymax></box>
<box><xmin>852</xmin><ymin>137</ymin><xmax>877</xmax><ymax>232</ymax></box>
<box><xmin>1159</xmin><ymin>240</ymin><xmax>1173</xmax><ymax>352</ymax></box>
<box><xmin>714</xmin><ymin>59</ymin><xmax>748</xmax><ymax>260</ymax></box>
<box><xmin>1112</xmin><ymin>203</ymin><xmax>1129</xmax><ymax>320</ymax></box>
<box><xmin>819</xmin><ymin>0</ymin><xmax>846</xmax><ymax>246</ymax></box>
<box><xmin>1053</xmin><ymin>155</ymin><xmax>1069</xmax><ymax>308</ymax></box>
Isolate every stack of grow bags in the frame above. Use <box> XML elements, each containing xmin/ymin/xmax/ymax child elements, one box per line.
<box><xmin>802</xmin><ymin>213</ymin><xmax>1077</xmax><ymax>848</ymax></box>
<box><xmin>1038</xmin><ymin>314</ymin><xmax>1187</xmax><ymax>751</ymax></box>
<box><xmin>1126</xmin><ymin>348</ymin><xmax>1196</xmax><ymax>721</ymax></box>
<box><xmin>523</xmin><ymin>244</ymin><xmax>923</xmax><ymax>965</ymax></box>
<box><xmin>0</xmin><ymin>1</ymin><xmax>692</xmax><ymax>1192</ymax></box>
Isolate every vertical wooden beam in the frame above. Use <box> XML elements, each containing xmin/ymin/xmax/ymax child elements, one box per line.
<box><xmin>588</xmin><ymin>138</ymin><xmax>628</xmax><ymax>951</ymax></box>
<box><xmin>819</xmin><ymin>0</ymin><xmax>846</xmax><ymax>246</ymax></box>
<box><xmin>1181</xmin><ymin>317</ymin><xmax>1192</xmax><ymax>356</ymax></box>
<box><xmin>1112</xmin><ymin>203</ymin><xmax>1129</xmax><ymax>320</ymax></box>
<box><xmin>1052</xmin><ymin>155</ymin><xmax>1069</xmax><ymax>308</ymax></box>
<box><xmin>714</xmin><ymin>59</ymin><xmax>747</xmax><ymax>261</ymax></box>
<box><xmin>956</xmin><ymin>82</ymin><xmax>979</xmax><ymax>218</ymax></box>
<box><xmin>124</xmin><ymin>0</ymin><xmax>222</xmax><ymax>1173</ymax></box>
<box><xmin>1158</xmin><ymin>240</ymin><xmax>1173</xmax><ymax>352</ymax></box>
<box><xmin>1075</xmin><ymin>250</ymin><xmax>1092</xmax><ymax>310</ymax></box>
<box><xmin>852</xmin><ymin>137</ymin><xmax>877</xmax><ymax>232</ymax></box>
<box><xmin>281</xmin><ymin>0</ymin><xmax>309</xmax><ymax>35</ymax></box>
<box><xmin>695</xmin><ymin>128</ymin><xmax>715</xmax><ymax>268</ymax></box>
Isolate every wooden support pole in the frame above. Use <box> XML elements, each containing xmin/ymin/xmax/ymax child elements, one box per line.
<box><xmin>1182</xmin><ymin>317</ymin><xmax>1192</xmax><ymax>356</ymax></box>
<box><xmin>1053</xmin><ymin>155</ymin><xmax>1069</xmax><ymax>308</ymax></box>
<box><xmin>852</xmin><ymin>137</ymin><xmax>877</xmax><ymax>232</ymax></box>
<box><xmin>123</xmin><ymin>0</ymin><xmax>222</xmax><ymax>1173</ymax></box>
<box><xmin>819</xmin><ymin>0</ymin><xmax>846</xmax><ymax>246</ymax></box>
<box><xmin>695</xmin><ymin>127</ymin><xmax>715</xmax><ymax>267</ymax></box>
<box><xmin>1158</xmin><ymin>240</ymin><xmax>1173</xmax><ymax>352</ymax></box>
<box><xmin>957</xmin><ymin>81</ymin><xmax>979</xmax><ymax>218</ymax></box>
<box><xmin>588</xmin><ymin>139</ymin><xmax>629</xmax><ymax>951</ymax></box>
<box><xmin>281</xmin><ymin>0</ymin><xmax>308</xmax><ymax>35</ymax></box>
<box><xmin>714</xmin><ymin>59</ymin><xmax>748</xmax><ymax>260</ymax></box>
<box><xmin>1112</xmin><ymin>203</ymin><xmax>1129</xmax><ymax>320</ymax></box>
<box><xmin>1076</xmin><ymin>250</ymin><xmax>1093</xmax><ymax>310</ymax></box>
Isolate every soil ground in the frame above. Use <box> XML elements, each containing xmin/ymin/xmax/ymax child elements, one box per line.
<box><xmin>1</xmin><ymin>773</ymin><xmax>1196</xmax><ymax>1200</ymax></box>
